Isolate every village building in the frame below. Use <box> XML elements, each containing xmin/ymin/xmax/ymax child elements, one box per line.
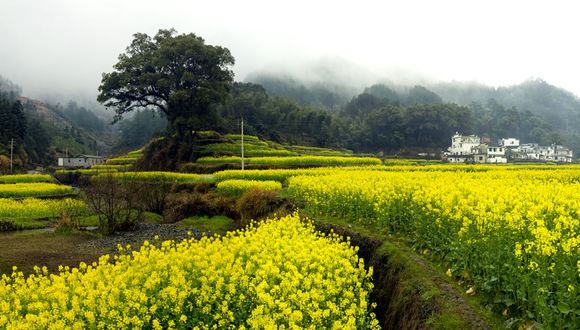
<box><xmin>57</xmin><ymin>155</ymin><xmax>105</xmax><ymax>168</ymax></box>
<box><xmin>512</xmin><ymin>144</ymin><xmax>574</xmax><ymax>163</ymax></box>
<box><xmin>498</xmin><ymin>138</ymin><xmax>520</xmax><ymax>148</ymax></box>
<box><xmin>444</xmin><ymin>133</ymin><xmax>573</xmax><ymax>163</ymax></box>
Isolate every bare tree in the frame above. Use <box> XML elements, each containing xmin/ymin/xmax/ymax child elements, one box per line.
<box><xmin>81</xmin><ymin>174</ymin><xmax>146</xmax><ymax>235</ymax></box>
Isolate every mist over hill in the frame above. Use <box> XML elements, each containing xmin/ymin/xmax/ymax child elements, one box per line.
<box><xmin>247</xmin><ymin>70</ymin><xmax>580</xmax><ymax>150</ymax></box>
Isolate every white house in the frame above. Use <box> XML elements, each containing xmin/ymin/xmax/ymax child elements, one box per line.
<box><xmin>443</xmin><ymin>134</ymin><xmax>557</xmax><ymax>164</ymax></box>
<box><xmin>512</xmin><ymin>144</ymin><xmax>574</xmax><ymax>163</ymax></box>
<box><xmin>58</xmin><ymin>155</ymin><xmax>105</xmax><ymax>168</ymax></box>
<box><xmin>487</xmin><ymin>146</ymin><xmax>507</xmax><ymax>163</ymax></box>
<box><xmin>498</xmin><ymin>138</ymin><xmax>520</xmax><ymax>148</ymax></box>
<box><xmin>447</xmin><ymin>132</ymin><xmax>481</xmax><ymax>163</ymax></box>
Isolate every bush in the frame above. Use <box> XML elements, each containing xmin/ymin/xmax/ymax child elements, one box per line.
<box><xmin>235</xmin><ymin>189</ymin><xmax>285</xmax><ymax>227</ymax></box>
<box><xmin>0</xmin><ymin>219</ymin><xmax>19</xmax><ymax>232</ymax></box>
<box><xmin>133</xmin><ymin>181</ymin><xmax>174</xmax><ymax>214</ymax></box>
<box><xmin>81</xmin><ymin>174</ymin><xmax>146</xmax><ymax>235</ymax></box>
<box><xmin>170</xmin><ymin>182</ymin><xmax>213</xmax><ymax>194</ymax></box>
<box><xmin>163</xmin><ymin>192</ymin><xmax>237</xmax><ymax>224</ymax></box>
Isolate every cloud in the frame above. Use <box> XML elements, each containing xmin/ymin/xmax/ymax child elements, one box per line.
<box><xmin>0</xmin><ymin>0</ymin><xmax>579</xmax><ymax>100</ymax></box>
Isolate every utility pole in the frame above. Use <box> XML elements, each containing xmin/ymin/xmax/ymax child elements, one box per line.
<box><xmin>241</xmin><ymin>117</ymin><xmax>245</xmax><ymax>170</ymax></box>
<box><xmin>9</xmin><ymin>138</ymin><xmax>13</xmax><ymax>173</ymax></box>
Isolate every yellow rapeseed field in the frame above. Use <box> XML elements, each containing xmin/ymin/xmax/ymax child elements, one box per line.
<box><xmin>0</xmin><ymin>214</ymin><xmax>379</xmax><ymax>329</ymax></box>
<box><xmin>0</xmin><ymin>198</ymin><xmax>86</xmax><ymax>218</ymax></box>
<box><xmin>0</xmin><ymin>183</ymin><xmax>73</xmax><ymax>198</ymax></box>
<box><xmin>0</xmin><ymin>174</ymin><xmax>53</xmax><ymax>184</ymax></box>
<box><xmin>288</xmin><ymin>167</ymin><xmax>580</xmax><ymax>328</ymax></box>
<box><xmin>216</xmin><ymin>179</ymin><xmax>282</xmax><ymax>196</ymax></box>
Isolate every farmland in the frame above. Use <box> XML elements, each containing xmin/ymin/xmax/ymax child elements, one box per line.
<box><xmin>1</xmin><ymin>159</ymin><xmax>579</xmax><ymax>328</ymax></box>
<box><xmin>0</xmin><ymin>174</ymin><xmax>84</xmax><ymax>230</ymax></box>
<box><xmin>0</xmin><ymin>214</ymin><xmax>378</xmax><ymax>329</ymax></box>
<box><xmin>288</xmin><ymin>167</ymin><xmax>580</xmax><ymax>328</ymax></box>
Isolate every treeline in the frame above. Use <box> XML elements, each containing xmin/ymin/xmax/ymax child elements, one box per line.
<box><xmin>0</xmin><ymin>93</ymin><xmax>52</xmax><ymax>170</ymax></box>
<box><xmin>212</xmin><ymin>82</ymin><xmax>559</xmax><ymax>154</ymax></box>
<box><xmin>251</xmin><ymin>73</ymin><xmax>580</xmax><ymax>151</ymax></box>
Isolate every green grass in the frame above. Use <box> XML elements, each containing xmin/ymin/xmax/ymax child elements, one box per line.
<box><xmin>142</xmin><ymin>211</ymin><xmax>164</xmax><ymax>224</ymax></box>
<box><xmin>11</xmin><ymin>218</ymin><xmax>49</xmax><ymax>230</ymax></box>
<box><xmin>0</xmin><ymin>218</ymin><xmax>49</xmax><ymax>232</ymax></box>
<box><xmin>176</xmin><ymin>215</ymin><xmax>235</xmax><ymax>234</ymax></box>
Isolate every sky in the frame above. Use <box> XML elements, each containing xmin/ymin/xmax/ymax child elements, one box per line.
<box><xmin>1</xmin><ymin>0</ymin><xmax>580</xmax><ymax>99</ymax></box>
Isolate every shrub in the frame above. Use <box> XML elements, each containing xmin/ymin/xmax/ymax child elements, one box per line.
<box><xmin>235</xmin><ymin>189</ymin><xmax>284</xmax><ymax>227</ymax></box>
<box><xmin>0</xmin><ymin>219</ymin><xmax>19</xmax><ymax>232</ymax></box>
<box><xmin>163</xmin><ymin>192</ymin><xmax>237</xmax><ymax>224</ymax></box>
<box><xmin>82</xmin><ymin>174</ymin><xmax>146</xmax><ymax>235</ymax></box>
<box><xmin>0</xmin><ymin>155</ymin><xmax>9</xmax><ymax>174</ymax></box>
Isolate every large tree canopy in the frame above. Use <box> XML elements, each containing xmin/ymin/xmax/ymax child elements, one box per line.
<box><xmin>98</xmin><ymin>29</ymin><xmax>235</xmax><ymax>136</ymax></box>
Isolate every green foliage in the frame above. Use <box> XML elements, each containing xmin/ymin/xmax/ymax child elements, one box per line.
<box><xmin>98</xmin><ymin>28</ymin><xmax>235</xmax><ymax>137</ymax></box>
<box><xmin>177</xmin><ymin>215</ymin><xmax>235</xmax><ymax>234</ymax></box>
<box><xmin>235</xmin><ymin>189</ymin><xmax>284</xmax><ymax>227</ymax></box>
<box><xmin>115</xmin><ymin>110</ymin><xmax>167</xmax><ymax>151</ymax></box>
<box><xmin>163</xmin><ymin>192</ymin><xmax>236</xmax><ymax>223</ymax></box>
<box><xmin>60</xmin><ymin>101</ymin><xmax>107</xmax><ymax>134</ymax></box>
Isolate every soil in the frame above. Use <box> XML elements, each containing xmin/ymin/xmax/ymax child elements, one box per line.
<box><xmin>80</xmin><ymin>223</ymin><xmax>206</xmax><ymax>254</ymax></box>
<box><xmin>0</xmin><ymin>223</ymin><xmax>206</xmax><ymax>276</ymax></box>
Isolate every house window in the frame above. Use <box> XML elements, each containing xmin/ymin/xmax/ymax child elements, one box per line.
<box><xmin>479</xmin><ymin>156</ymin><xmax>483</xmax><ymax>160</ymax></box>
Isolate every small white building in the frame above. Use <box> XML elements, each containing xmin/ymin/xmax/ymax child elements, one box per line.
<box><xmin>487</xmin><ymin>146</ymin><xmax>507</xmax><ymax>163</ymax></box>
<box><xmin>447</xmin><ymin>132</ymin><xmax>481</xmax><ymax>163</ymax></box>
<box><xmin>449</xmin><ymin>133</ymin><xmax>481</xmax><ymax>155</ymax></box>
<box><xmin>58</xmin><ymin>155</ymin><xmax>105</xmax><ymax>168</ymax></box>
<box><xmin>513</xmin><ymin>144</ymin><xmax>574</xmax><ymax>163</ymax></box>
<box><xmin>498</xmin><ymin>138</ymin><xmax>520</xmax><ymax>148</ymax></box>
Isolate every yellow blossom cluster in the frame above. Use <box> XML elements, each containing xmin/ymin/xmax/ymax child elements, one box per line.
<box><xmin>96</xmin><ymin>171</ymin><xmax>214</xmax><ymax>184</ymax></box>
<box><xmin>0</xmin><ymin>182</ymin><xmax>73</xmax><ymax>198</ymax></box>
<box><xmin>288</xmin><ymin>167</ymin><xmax>580</xmax><ymax>327</ymax></box>
<box><xmin>197</xmin><ymin>155</ymin><xmax>381</xmax><ymax>167</ymax></box>
<box><xmin>0</xmin><ymin>174</ymin><xmax>52</xmax><ymax>184</ymax></box>
<box><xmin>216</xmin><ymin>179</ymin><xmax>282</xmax><ymax>196</ymax></box>
<box><xmin>0</xmin><ymin>214</ymin><xmax>379</xmax><ymax>329</ymax></box>
<box><xmin>0</xmin><ymin>198</ymin><xmax>86</xmax><ymax>218</ymax></box>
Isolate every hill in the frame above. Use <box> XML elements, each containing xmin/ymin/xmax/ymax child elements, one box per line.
<box><xmin>246</xmin><ymin>72</ymin><xmax>580</xmax><ymax>151</ymax></box>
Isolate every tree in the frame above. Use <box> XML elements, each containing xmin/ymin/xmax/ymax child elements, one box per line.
<box><xmin>98</xmin><ymin>29</ymin><xmax>235</xmax><ymax>139</ymax></box>
<box><xmin>406</xmin><ymin>85</ymin><xmax>443</xmax><ymax>105</ymax></box>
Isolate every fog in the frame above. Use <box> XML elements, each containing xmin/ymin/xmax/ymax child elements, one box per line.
<box><xmin>1</xmin><ymin>0</ymin><xmax>580</xmax><ymax>100</ymax></box>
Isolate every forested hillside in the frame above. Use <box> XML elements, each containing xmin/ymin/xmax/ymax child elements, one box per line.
<box><xmin>2</xmin><ymin>67</ymin><xmax>579</xmax><ymax>172</ymax></box>
<box><xmin>247</xmin><ymin>73</ymin><xmax>580</xmax><ymax>151</ymax></box>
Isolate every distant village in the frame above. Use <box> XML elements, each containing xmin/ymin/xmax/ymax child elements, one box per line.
<box><xmin>444</xmin><ymin>133</ymin><xmax>574</xmax><ymax>163</ymax></box>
